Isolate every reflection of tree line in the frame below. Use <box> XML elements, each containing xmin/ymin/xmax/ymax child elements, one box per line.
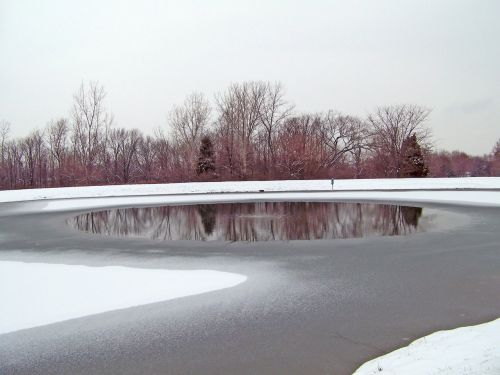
<box><xmin>70</xmin><ymin>203</ymin><xmax>424</xmax><ymax>241</ymax></box>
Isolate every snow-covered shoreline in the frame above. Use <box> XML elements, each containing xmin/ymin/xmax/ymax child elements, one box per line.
<box><xmin>1</xmin><ymin>177</ymin><xmax>500</xmax><ymax>204</ymax></box>
<box><xmin>1</xmin><ymin>178</ymin><xmax>500</xmax><ymax>217</ymax></box>
<box><xmin>353</xmin><ymin>317</ymin><xmax>500</xmax><ymax>375</ymax></box>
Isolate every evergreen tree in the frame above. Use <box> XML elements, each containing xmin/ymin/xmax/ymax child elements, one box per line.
<box><xmin>493</xmin><ymin>139</ymin><xmax>500</xmax><ymax>160</ymax></box>
<box><xmin>401</xmin><ymin>134</ymin><xmax>429</xmax><ymax>177</ymax></box>
<box><xmin>491</xmin><ymin>139</ymin><xmax>500</xmax><ymax>176</ymax></box>
<box><xmin>197</xmin><ymin>136</ymin><xmax>216</xmax><ymax>175</ymax></box>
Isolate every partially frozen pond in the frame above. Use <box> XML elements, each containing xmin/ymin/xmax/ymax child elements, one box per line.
<box><xmin>69</xmin><ymin>202</ymin><xmax>433</xmax><ymax>241</ymax></box>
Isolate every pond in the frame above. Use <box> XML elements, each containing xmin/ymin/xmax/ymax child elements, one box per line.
<box><xmin>68</xmin><ymin>202</ymin><xmax>432</xmax><ymax>241</ymax></box>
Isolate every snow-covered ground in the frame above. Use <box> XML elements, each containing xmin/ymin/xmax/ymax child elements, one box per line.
<box><xmin>0</xmin><ymin>261</ymin><xmax>246</xmax><ymax>335</ymax></box>
<box><xmin>353</xmin><ymin>318</ymin><xmax>500</xmax><ymax>375</ymax></box>
<box><xmin>1</xmin><ymin>177</ymin><xmax>500</xmax><ymax>203</ymax></box>
<box><xmin>1</xmin><ymin>178</ymin><xmax>500</xmax><ymax>217</ymax></box>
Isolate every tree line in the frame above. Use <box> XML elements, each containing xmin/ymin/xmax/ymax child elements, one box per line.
<box><xmin>1</xmin><ymin>81</ymin><xmax>499</xmax><ymax>190</ymax></box>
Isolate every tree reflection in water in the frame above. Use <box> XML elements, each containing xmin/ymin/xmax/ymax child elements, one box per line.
<box><xmin>69</xmin><ymin>203</ymin><xmax>426</xmax><ymax>241</ymax></box>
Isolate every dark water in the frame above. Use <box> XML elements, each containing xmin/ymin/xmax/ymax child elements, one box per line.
<box><xmin>68</xmin><ymin>202</ymin><xmax>430</xmax><ymax>241</ymax></box>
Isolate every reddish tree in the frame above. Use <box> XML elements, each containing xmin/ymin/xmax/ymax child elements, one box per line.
<box><xmin>368</xmin><ymin>105</ymin><xmax>431</xmax><ymax>177</ymax></box>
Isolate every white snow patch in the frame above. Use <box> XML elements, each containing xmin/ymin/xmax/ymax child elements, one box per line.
<box><xmin>353</xmin><ymin>318</ymin><xmax>500</xmax><ymax>375</ymax></box>
<box><xmin>0</xmin><ymin>261</ymin><xmax>247</xmax><ymax>335</ymax></box>
<box><xmin>1</xmin><ymin>177</ymin><xmax>500</xmax><ymax>204</ymax></box>
<box><xmin>37</xmin><ymin>190</ymin><xmax>500</xmax><ymax>213</ymax></box>
<box><xmin>1</xmin><ymin>178</ymin><xmax>500</xmax><ymax>217</ymax></box>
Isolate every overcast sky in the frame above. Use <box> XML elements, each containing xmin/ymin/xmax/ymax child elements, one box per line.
<box><xmin>1</xmin><ymin>0</ymin><xmax>499</xmax><ymax>155</ymax></box>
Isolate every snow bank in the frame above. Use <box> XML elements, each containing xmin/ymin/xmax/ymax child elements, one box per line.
<box><xmin>0</xmin><ymin>261</ymin><xmax>246</xmax><ymax>335</ymax></box>
<box><xmin>1</xmin><ymin>177</ymin><xmax>499</xmax><ymax>203</ymax></box>
<box><xmin>353</xmin><ymin>318</ymin><xmax>500</xmax><ymax>375</ymax></box>
<box><xmin>33</xmin><ymin>190</ymin><xmax>500</xmax><ymax>214</ymax></box>
<box><xmin>1</xmin><ymin>178</ymin><xmax>500</xmax><ymax>216</ymax></box>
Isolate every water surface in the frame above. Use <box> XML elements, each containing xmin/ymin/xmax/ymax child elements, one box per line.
<box><xmin>69</xmin><ymin>202</ymin><xmax>430</xmax><ymax>241</ymax></box>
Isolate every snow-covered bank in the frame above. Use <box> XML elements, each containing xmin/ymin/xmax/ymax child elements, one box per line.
<box><xmin>0</xmin><ymin>261</ymin><xmax>246</xmax><ymax>335</ymax></box>
<box><xmin>353</xmin><ymin>318</ymin><xmax>500</xmax><ymax>375</ymax></box>
<box><xmin>1</xmin><ymin>178</ymin><xmax>500</xmax><ymax>216</ymax></box>
<box><xmin>35</xmin><ymin>190</ymin><xmax>500</xmax><ymax>213</ymax></box>
<box><xmin>1</xmin><ymin>177</ymin><xmax>499</xmax><ymax>203</ymax></box>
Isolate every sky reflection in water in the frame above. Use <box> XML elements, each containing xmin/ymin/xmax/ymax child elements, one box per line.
<box><xmin>69</xmin><ymin>202</ymin><xmax>429</xmax><ymax>242</ymax></box>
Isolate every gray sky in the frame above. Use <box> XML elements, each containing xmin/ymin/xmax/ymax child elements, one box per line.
<box><xmin>1</xmin><ymin>0</ymin><xmax>499</xmax><ymax>155</ymax></box>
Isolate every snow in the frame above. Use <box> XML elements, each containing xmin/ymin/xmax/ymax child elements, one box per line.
<box><xmin>1</xmin><ymin>178</ymin><xmax>500</xmax><ymax>216</ymax></box>
<box><xmin>353</xmin><ymin>318</ymin><xmax>500</xmax><ymax>375</ymax></box>
<box><xmin>1</xmin><ymin>177</ymin><xmax>499</xmax><ymax>204</ymax></box>
<box><xmin>0</xmin><ymin>261</ymin><xmax>246</xmax><ymax>335</ymax></box>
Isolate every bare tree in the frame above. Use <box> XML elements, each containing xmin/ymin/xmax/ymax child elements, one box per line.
<box><xmin>108</xmin><ymin>128</ymin><xmax>141</xmax><ymax>183</ymax></box>
<box><xmin>72</xmin><ymin>81</ymin><xmax>113</xmax><ymax>183</ymax></box>
<box><xmin>320</xmin><ymin>112</ymin><xmax>367</xmax><ymax>170</ymax></box>
<box><xmin>0</xmin><ymin>120</ymin><xmax>10</xmax><ymax>188</ymax></box>
<box><xmin>258</xmin><ymin>82</ymin><xmax>293</xmax><ymax>176</ymax></box>
<box><xmin>275</xmin><ymin>114</ymin><xmax>324</xmax><ymax>179</ymax></box>
<box><xmin>46</xmin><ymin>118</ymin><xmax>69</xmax><ymax>186</ymax></box>
<box><xmin>216</xmin><ymin>82</ymin><xmax>267</xmax><ymax>178</ymax></box>
<box><xmin>0</xmin><ymin>120</ymin><xmax>10</xmax><ymax>166</ymax></box>
<box><xmin>169</xmin><ymin>92</ymin><xmax>211</xmax><ymax>175</ymax></box>
<box><xmin>368</xmin><ymin>105</ymin><xmax>431</xmax><ymax>177</ymax></box>
<box><xmin>6</xmin><ymin>140</ymin><xmax>22</xmax><ymax>188</ymax></box>
<box><xmin>153</xmin><ymin>128</ymin><xmax>174</xmax><ymax>182</ymax></box>
<box><xmin>137</xmin><ymin>135</ymin><xmax>156</xmax><ymax>182</ymax></box>
<box><xmin>20</xmin><ymin>130</ymin><xmax>47</xmax><ymax>187</ymax></box>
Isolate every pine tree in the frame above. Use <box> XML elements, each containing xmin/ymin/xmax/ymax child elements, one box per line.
<box><xmin>401</xmin><ymin>134</ymin><xmax>429</xmax><ymax>177</ymax></box>
<box><xmin>492</xmin><ymin>139</ymin><xmax>500</xmax><ymax>176</ymax></box>
<box><xmin>493</xmin><ymin>139</ymin><xmax>500</xmax><ymax>160</ymax></box>
<box><xmin>197</xmin><ymin>136</ymin><xmax>216</xmax><ymax>175</ymax></box>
